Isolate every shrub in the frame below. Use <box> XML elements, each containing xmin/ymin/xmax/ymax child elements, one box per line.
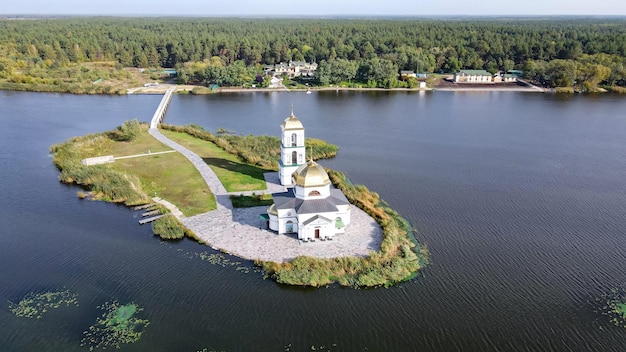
<box><xmin>111</xmin><ymin>119</ymin><xmax>141</xmax><ymax>141</ymax></box>
<box><xmin>151</xmin><ymin>215</ymin><xmax>186</xmax><ymax>240</ymax></box>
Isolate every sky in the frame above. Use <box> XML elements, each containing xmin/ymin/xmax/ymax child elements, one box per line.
<box><xmin>2</xmin><ymin>0</ymin><xmax>626</xmax><ymax>16</ymax></box>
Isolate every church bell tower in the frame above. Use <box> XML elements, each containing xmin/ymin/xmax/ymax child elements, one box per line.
<box><xmin>278</xmin><ymin>108</ymin><xmax>306</xmax><ymax>186</ymax></box>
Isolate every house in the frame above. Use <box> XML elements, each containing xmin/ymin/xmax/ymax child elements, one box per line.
<box><xmin>503</xmin><ymin>74</ymin><xmax>517</xmax><ymax>83</ymax></box>
<box><xmin>494</xmin><ymin>71</ymin><xmax>518</xmax><ymax>83</ymax></box>
<box><xmin>400</xmin><ymin>70</ymin><xmax>417</xmax><ymax>78</ymax></box>
<box><xmin>265</xmin><ymin>110</ymin><xmax>351</xmax><ymax>242</ymax></box>
<box><xmin>266</xmin><ymin>61</ymin><xmax>318</xmax><ymax>79</ymax></box>
<box><xmin>454</xmin><ymin>70</ymin><xmax>493</xmax><ymax>83</ymax></box>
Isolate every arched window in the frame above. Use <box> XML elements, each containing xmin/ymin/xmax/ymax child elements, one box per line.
<box><xmin>292</xmin><ymin>151</ymin><xmax>297</xmax><ymax>164</ymax></box>
<box><xmin>308</xmin><ymin>190</ymin><xmax>321</xmax><ymax>196</ymax></box>
<box><xmin>291</xmin><ymin>133</ymin><xmax>297</xmax><ymax>146</ymax></box>
<box><xmin>335</xmin><ymin>217</ymin><xmax>345</xmax><ymax>229</ymax></box>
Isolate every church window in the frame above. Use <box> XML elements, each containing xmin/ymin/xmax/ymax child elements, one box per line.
<box><xmin>291</xmin><ymin>151</ymin><xmax>297</xmax><ymax>164</ymax></box>
<box><xmin>308</xmin><ymin>190</ymin><xmax>321</xmax><ymax>196</ymax></box>
<box><xmin>291</xmin><ymin>133</ymin><xmax>297</xmax><ymax>146</ymax></box>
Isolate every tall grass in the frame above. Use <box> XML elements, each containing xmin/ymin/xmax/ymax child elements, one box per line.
<box><xmin>160</xmin><ymin>124</ymin><xmax>338</xmax><ymax>170</ymax></box>
<box><xmin>151</xmin><ymin>215</ymin><xmax>197</xmax><ymax>240</ymax></box>
<box><xmin>51</xmin><ymin>125</ymin><xmax>201</xmax><ymax>242</ymax></box>
<box><xmin>51</xmin><ymin>133</ymin><xmax>150</xmax><ymax>205</ymax></box>
<box><xmin>258</xmin><ymin>169</ymin><xmax>429</xmax><ymax>288</ymax></box>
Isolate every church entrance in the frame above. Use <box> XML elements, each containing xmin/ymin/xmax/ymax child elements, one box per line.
<box><xmin>314</xmin><ymin>228</ymin><xmax>320</xmax><ymax>239</ymax></box>
<box><xmin>286</xmin><ymin>221</ymin><xmax>294</xmax><ymax>233</ymax></box>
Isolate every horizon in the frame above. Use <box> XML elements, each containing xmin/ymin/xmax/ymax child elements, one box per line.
<box><xmin>2</xmin><ymin>0</ymin><xmax>626</xmax><ymax>17</ymax></box>
<box><xmin>3</xmin><ymin>14</ymin><xmax>626</xmax><ymax>20</ymax></box>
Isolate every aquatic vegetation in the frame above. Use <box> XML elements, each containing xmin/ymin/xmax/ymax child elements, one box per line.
<box><xmin>81</xmin><ymin>301</ymin><xmax>150</xmax><ymax>350</ymax></box>
<box><xmin>283</xmin><ymin>343</ymin><xmax>339</xmax><ymax>351</ymax></box>
<box><xmin>186</xmin><ymin>251</ymin><xmax>262</xmax><ymax>274</ymax></box>
<box><xmin>8</xmin><ymin>289</ymin><xmax>78</xmax><ymax>319</ymax></box>
<box><xmin>597</xmin><ymin>288</ymin><xmax>626</xmax><ymax>329</ymax></box>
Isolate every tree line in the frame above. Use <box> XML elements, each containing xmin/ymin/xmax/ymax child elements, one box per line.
<box><xmin>1</xmin><ymin>17</ymin><xmax>625</xmax><ymax>89</ymax></box>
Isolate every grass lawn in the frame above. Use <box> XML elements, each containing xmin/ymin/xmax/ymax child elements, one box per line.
<box><xmin>108</xmin><ymin>129</ymin><xmax>172</xmax><ymax>156</ymax></box>
<box><xmin>230</xmin><ymin>193</ymin><xmax>274</xmax><ymax>208</ymax></box>
<box><xmin>161</xmin><ymin>129</ymin><xmax>269</xmax><ymax>192</ymax></box>
<box><xmin>109</xmin><ymin>129</ymin><xmax>216</xmax><ymax>216</ymax></box>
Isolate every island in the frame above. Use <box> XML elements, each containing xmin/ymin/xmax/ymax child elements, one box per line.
<box><xmin>51</xmin><ymin>107</ymin><xmax>428</xmax><ymax>288</ymax></box>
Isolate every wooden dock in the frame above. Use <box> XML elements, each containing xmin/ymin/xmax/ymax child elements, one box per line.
<box><xmin>142</xmin><ymin>210</ymin><xmax>161</xmax><ymax>217</ymax></box>
<box><xmin>139</xmin><ymin>215</ymin><xmax>165</xmax><ymax>225</ymax></box>
<box><xmin>132</xmin><ymin>203</ymin><xmax>156</xmax><ymax>210</ymax></box>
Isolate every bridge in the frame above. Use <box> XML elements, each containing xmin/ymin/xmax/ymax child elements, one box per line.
<box><xmin>150</xmin><ymin>89</ymin><xmax>174</xmax><ymax>128</ymax></box>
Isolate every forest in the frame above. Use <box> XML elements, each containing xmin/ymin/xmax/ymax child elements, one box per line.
<box><xmin>1</xmin><ymin>17</ymin><xmax>626</xmax><ymax>91</ymax></box>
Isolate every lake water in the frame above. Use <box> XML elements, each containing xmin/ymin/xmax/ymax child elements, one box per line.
<box><xmin>1</xmin><ymin>90</ymin><xmax>626</xmax><ymax>351</ymax></box>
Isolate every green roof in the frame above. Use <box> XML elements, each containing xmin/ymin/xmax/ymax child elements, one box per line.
<box><xmin>260</xmin><ymin>214</ymin><xmax>270</xmax><ymax>220</ymax></box>
<box><xmin>458</xmin><ymin>69</ymin><xmax>492</xmax><ymax>76</ymax></box>
<box><xmin>335</xmin><ymin>218</ymin><xmax>345</xmax><ymax>229</ymax></box>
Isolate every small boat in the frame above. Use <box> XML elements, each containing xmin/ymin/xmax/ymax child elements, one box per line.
<box><xmin>306</xmin><ymin>87</ymin><xmax>312</xmax><ymax>94</ymax></box>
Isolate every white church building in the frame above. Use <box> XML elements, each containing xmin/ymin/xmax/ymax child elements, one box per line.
<box><xmin>266</xmin><ymin>110</ymin><xmax>351</xmax><ymax>242</ymax></box>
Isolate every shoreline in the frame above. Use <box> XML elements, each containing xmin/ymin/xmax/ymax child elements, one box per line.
<box><xmin>125</xmin><ymin>83</ymin><xmax>545</xmax><ymax>95</ymax></box>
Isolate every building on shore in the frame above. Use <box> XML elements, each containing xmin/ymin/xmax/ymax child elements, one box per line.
<box><xmin>265</xmin><ymin>61</ymin><xmax>318</xmax><ymax>79</ymax></box>
<box><xmin>264</xmin><ymin>110</ymin><xmax>351</xmax><ymax>242</ymax></box>
<box><xmin>454</xmin><ymin>69</ymin><xmax>493</xmax><ymax>83</ymax></box>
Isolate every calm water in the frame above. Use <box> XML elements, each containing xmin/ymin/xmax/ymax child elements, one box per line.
<box><xmin>1</xmin><ymin>90</ymin><xmax>626</xmax><ymax>351</ymax></box>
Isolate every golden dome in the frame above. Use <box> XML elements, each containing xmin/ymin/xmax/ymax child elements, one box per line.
<box><xmin>281</xmin><ymin>112</ymin><xmax>304</xmax><ymax>130</ymax></box>
<box><xmin>268</xmin><ymin>204</ymin><xmax>278</xmax><ymax>215</ymax></box>
<box><xmin>292</xmin><ymin>160</ymin><xmax>330</xmax><ymax>187</ymax></box>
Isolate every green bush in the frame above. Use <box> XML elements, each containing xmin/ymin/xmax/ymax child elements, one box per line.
<box><xmin>111</xmin><ymin>119</ymin><xmax>141</xmax><ymax>141</ymax></box>
<box><xmin>151</xmin><ymin>215</ymin><xmax>186</xmax><ymax>240</ymax></box>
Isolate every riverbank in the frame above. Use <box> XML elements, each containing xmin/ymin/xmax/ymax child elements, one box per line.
<box><xmin>126</xmin><ymin>83</ymin><xmax>546</xmax><ymax>95</ymax></box>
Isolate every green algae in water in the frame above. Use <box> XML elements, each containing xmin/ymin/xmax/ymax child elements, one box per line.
<box><xmin>616</xmin><ymin>303</ymin><xmax>626</xmax><ymax>319</ymax></box>
<box><xmin>597</xmin><ymin>288</ymin><xmax>626</xmax><ymax>329</ymax></box>
<box><xmin>81</xmin><ymin>301</ymin><xmax>149</xmax><ymax>350</ymax></box>
<box><xmin>8</xmin><ymin>289</ymin><xmax>78</xmax><ymax>319</ymax></box>
<box><xmin>185</xmin><ymin>251</ymin><xmax>262</xmax><ymax>275</ymax></box>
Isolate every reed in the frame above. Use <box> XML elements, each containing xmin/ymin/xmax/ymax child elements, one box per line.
<box><xmin>151</xmin><ymin>215</ymin><xmax>193</xmax><ymax>240</ymax></box>
<box><xmin>51</xmin><ymin>132</ymin><xmax>150</xmax><ymax>206</ymax></box>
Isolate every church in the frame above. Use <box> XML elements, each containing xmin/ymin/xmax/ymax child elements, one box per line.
<box><xmin>266</xmin><ymin>110</ymin><xmax>351</xmax><ymax>242</ymax></box>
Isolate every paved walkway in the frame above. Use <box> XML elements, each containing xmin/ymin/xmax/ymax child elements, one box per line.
<box><xmin>148</xmin><ymin>127</ymin><xmax>383</xmax><ymax>263</ymax></box>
